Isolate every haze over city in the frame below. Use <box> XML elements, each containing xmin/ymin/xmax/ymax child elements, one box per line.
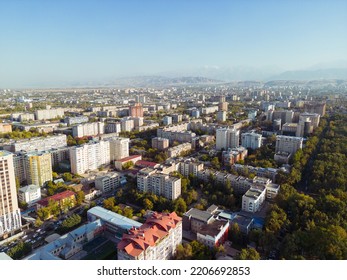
<box><xmin>0</xmin><ymin>0</ymin><xmax>347</xmax><ymax>87</ymax></box>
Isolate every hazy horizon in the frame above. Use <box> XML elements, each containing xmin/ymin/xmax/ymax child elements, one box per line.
<box><xmin>1</xmin><ymin>0</ymin><xmax>347</xmax><ymax>88</ymax></box>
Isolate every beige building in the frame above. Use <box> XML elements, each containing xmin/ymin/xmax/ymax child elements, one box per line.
<box><xmin>0</xmin><ymin>123</ymin><xmax>12</xmax><ymax>133</ymax></box>
<box><xmin>151</xmin><ymin>137</ymin><xmax>169</xmax><ymax>150</ymax></box>
<box><xmin>0</xmin><ymin>151</ymin><xmax>22</xmax><ymax>238</ymax></box>
<box><xmin>167</xmin><ymin>143</ymin><xmax>192</xmax><ymax>158</ymax></box>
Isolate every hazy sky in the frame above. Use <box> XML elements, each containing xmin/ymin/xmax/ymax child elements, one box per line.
<box><xmin>0</xmin><ymin>0</ymin><xmax>346</xmax><ymax>86</ymax></box>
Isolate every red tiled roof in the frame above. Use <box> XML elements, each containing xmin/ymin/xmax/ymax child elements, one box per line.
<box><xmin>116</xmin><ymin>155</ymin><xmax>142</xmax><ymax>163</ymax></box>
<box><xmin>117</xmin><ymin>212</ymin><xmax>182</xmax><ymax>257</ymax></box>
<box><xmin>135</xmin><ymin>160</ymin><xmax>158</xmax><ymax>168</ymax></box>
<box><xmin>36</xmin><ymin>190</ymin><xmax>75</xmax><ymax>207</ymax></box>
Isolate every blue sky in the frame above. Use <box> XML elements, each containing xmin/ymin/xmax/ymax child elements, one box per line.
<box><xmin>0</xmin><ymin>0</ymin><xmax>346</xmax><ymax>86</ymax></box>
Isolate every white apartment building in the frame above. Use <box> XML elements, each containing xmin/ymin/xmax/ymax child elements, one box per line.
<box><xmin>72</xmin><ymin>122</ymin><xmax>105</xmax><ymax>137</ymax></box>
<box><xmin>117</xmin><ymin>212</ymin><xmax>182</xmax><ymax>260</ymax></box>
<box><xmin>167</xmin><ymin>143</ymin><xmax>192</xmax><ymax>158</ymax></box>
<box><xmin>18</xmin><ymin>184</ymin><xmax>41</xmax><ymax>205</ymax></box>
<box><xmin>2</xmin><ymin>134</ymin><xmax>67</xmax><ymax>153</ymax></box>
<box><xmin>241</xmin><ymin>132</ymin><xmax>262</xmax><ymax>150</ymax></box>
<box><xmin>137</xmin><ymin>168</ymin><xmax>181</xmax><ymax>200</ymax></box>
<box><xmin>275</xmin><ymin>135</ymin><xmax>303</xmax><ymax>155</ymax></box>
<box><xmin>163</xmin><ymin>116</ymin><xmax>172</xmax><ymax>126</ymax></box>
<box><xmin>108</xmin><ymin>137</ymin><xmax>129</xmax><ymax>161</ymax></box>
<box><xmin>120</xmin><ymin>118</ymin><xmax>134</xmax><ymax>132</ymax></box>
<box><xmin>176</xmin><ymin>158</ymin><xmax>204</xmax><ymax>177</ymax></box>
<box><xmin>69</xmin><ymin>141</ymin><xmax>110</xmax><ymax>174</ymax></box>
<box><xmin>35</xmin><ymin>108</ymin><xmax>65</xmax><ymax>120</ymax></box>
<box><xmin>201</xmin><ymin>106</ymin><xmax>219</xmax><ymax>114</ymax></box>
<box><xmin>0</xmin><ymin>151</ymin><xmax>22</xmax><ymax>237</ymax></box>
<box><xmin>95</xmin><ymin>172</ymin><xmax>121</xmax><ymax>193</ymax></box>
<box><xmin>242</xmin><ymin>185</ymin><xmax>266</xmax><ymax>213</ymax></box>
<box><xmin>216</xmin><ymin>127</ymin><xmax>240</xmax><ymax>150</ymax></box>
<box><xmin>217</xmin><ymin>111</ymin><xmax>227</xmax><ymax>122</ymax></box>
<box><xmin>64</xmin><ymin>116</ymin><xmax>89</xmax><ymax>126</ymax></box>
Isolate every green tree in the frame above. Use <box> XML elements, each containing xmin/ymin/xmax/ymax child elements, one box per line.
<box><xmin>237</xmin><ymin>248</ymin><xmax>261</xmax><ymax>260</ymax></box>
<box><xmin>76</xmin><ymin>190</ymin><xmax>85</xmax><ymax>205</ymax></box>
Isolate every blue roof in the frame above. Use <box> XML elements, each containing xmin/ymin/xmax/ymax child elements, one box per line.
<box><xmin>87</xmin><ymin>206</ymin><xmax>142</xmax><ymax>230</ymax></box>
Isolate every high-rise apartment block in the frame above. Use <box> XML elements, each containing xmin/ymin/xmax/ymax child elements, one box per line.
<box><xmin>304</xmin><ymin>102</ymin><xmax>326</xmax><ymax>116</ymax></box>
<box><xmin>95</xmin><ymin>172</ymin><xmax>121</xmax><ymax>193</ymax></box>
<box><xmin>108</xmin><ymin>137</ymin><xmax>129</xmax><ymax>161</ymax></box>
<box><xmin>69</xmin><ymin>141</ymin><xmax>110</xmax><ymax>174</ymax></box>
<box><xmin>120</xmin><ymin>118</ymin><xmax>135</xmax><ymax>132</ymax></box>
<box><xmin>129</xmin><ymin>103</ymin><xmax>144</xmax><ymax>118</ymax></box>
<box><xmin>25</xmin><ymin>151</ymin><xmax>53</xmax><ymax>187</ymax></box>
<box><xmin>241</xmin><ymin>132</ymin><xmax>262</xmax><ymax>150</ymax></box>
<box><xmin>216</xmin><ymin>127</ymin><xmax>240</xmax><ymax>150</ymax></box>
<box><xmin>0</xmin><ymin>151</ymin><xmax>22</xmax><ymax>238</ymax></box>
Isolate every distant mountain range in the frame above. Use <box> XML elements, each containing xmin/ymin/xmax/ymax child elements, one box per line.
<box><xmin>267</xmin><ymin>68</ymin><xmax>347</xmax><ymax>81</ymax></box>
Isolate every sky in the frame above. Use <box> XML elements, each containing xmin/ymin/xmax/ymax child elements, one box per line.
<box><xmin>0</xmin><ymin>0</ymin><xmax>346</xmax><ymax>87</ymax></box>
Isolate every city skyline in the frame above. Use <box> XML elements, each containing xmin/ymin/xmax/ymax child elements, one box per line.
<box><xmin>0</xmin><ymin>0</ymin><xmax>347</xmax><ymax>87</ymax></box>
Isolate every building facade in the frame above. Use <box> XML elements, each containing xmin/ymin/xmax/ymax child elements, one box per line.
<box><xmin>0</xmin><ymin>151</ymin><xmax>22</xmax><ymax>238</ymax></box>
<box><xmin>241</xmin><ymin>132</ymin><xmax>262</xmax><ymax>150</ymax></box>
<box><xmin>216</xmin><ymin>128</ymin><xmax>240</xmax><ymax>150</ymax></box>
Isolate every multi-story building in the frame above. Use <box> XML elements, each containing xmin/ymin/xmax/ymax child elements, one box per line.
<box><xmin>242</xmin><ymin>185</ymin><xmax>266</xmax><ymax>213</ymax></box>
<box><xmin>2</xmin><ymin>134</ymin><xmax>67</xmax><ymax>153</ymax></box>
<box><xmin>248</xmin><ymin>110</ymin><xmax>257</xmax><ymax>120</ymax></box>
<box><xmin>151</xmin><ymin>137</ymin><xmax>169</xmax><ymax>150</ymax></box>
<box><xmin>137</xmin><ymin>168</ymin><xmax>181</xmax><ymax>200</ymax></box>
<box><xmin>216</xmin><ymin>127</ymin><xmax>240</xmax><ymax>150</ymax></box>
<box><xmin>48</xmin><ymin>146</ymin><xmax>71</xmax><ymax>168</ymax></box>
<box><xmin>87</xmin><ymin>206</ymin><xmax>142</xmax><ymax>239</ymax></box>
<box><xmin>0</xmin><ymin>123</ymin><xmax>12</xmax><ymax>133</ymax></box>
<box><xmin>171</xmin><ymin>114</ymin><xmax>183</xmax><ymax>123</ymax></box>
<box><xmin>272</xmin><ymin>110</ymin><xmax>294</xmax><ymax>124</ymax></box>
<box><xmin>129</xmin><ymin>103</ymin><xmax>144</xmax><ymax>118</ymax></box>
<box><xmin>304</xmin><ymin>102</ymin><xmax>326</xmax><ymax>116</ymax></box>
<box><xmin>163</xmin><ymin>116</ymin><xmax>172</xmax><ymax>126</ymax></box>
<box><xmin>72</xmin><ymin>122</ymin><xmax>105</xmax><ymax>137</ymax></box>
<box><xmin>25</xmin><ymin>151</ymin><xmax>53</xmax><ymax>187</ymax></box>
<box><xmin>18</xmin><ymin>184</ymin><xmax>41</xmax><ymax>205</ymax></box>
<box><xmin>64</xmin><ymin>116</ymin><xmax>89</xmax><ymax>126</ymax></box>
<box><xmin>69</xmin><ymin>141</ymin><xmax>110</xmax><ymax>174</ymax></box>
<box><xmin>218</xmin><ymin>102</ymin><xmax>228</xmax><ymax>112</ymax></box>
<box><xmin>222</xmin><ymin>147</ymin><xmax>248</xmax><ymax>166</ymax></box>
<box><xmin>105</xmin><ymin>122</ymin><xmax>121</xmax><ymax>134</ymax></box>
<box><xmin>175</xmin><ymin>158</ymin><xmax>204</xmax><ymax>177</ymax></box>
<box><xmin>167</xmin><ymin>143</ymin><xmax>191</xmax><ymax>158</ymax></box>
<box><xmin>157</xmin><ymin>125</ymin><xmax>196</xmax><ymax>144</ymax></box>
<box><xmin>197</xmin><ymin>220</ymin><xmax>229</xmax><ymax>248</ymax></box>
<box><xmin>117</xmin><ymin>212</ymin><xmax>182</xmax><ymax>260</ymax></box>
<box><xmin>36</xmin><ymin>190</ymin><xmax>76</xmax><ymax>211</ymax></box>
<box><xmin>108</xmin><ymin>137</ymin><xmax>129</xmax><ymax>161</ymax></box>
<box><xmin>35</xmin><ymin>108</ymin><xmax>65</xmax><ymax>120</ymax></box>
<box><xmin>299</xmin><ymin>113</ymin><xmax>320</xmax><ymax>128</ymax></box>
<box><xmin>95</xmin><ymin>172</ymin><xmax>121</xmax><ymax>193</ymax></box>
<box><xmin>217</xmin><ymin>111</ymin><xmax>227</xmax><ymax>122</ymax></box>
<box><xmin>18</xmin><ymin>113</ymin><xmax>35</xmax><ymax>122</ymax></box>
<box><xmin>131</xmin><ymin>117</ymin><xmax>144</xmax><ymax>128</ymax></box>
<box><xmin>201</xmin><ymin>106</ymin><xmax>219</xmax><ymax>115</ymax></box>
<box><xmin>241</xmin><ymin>132</ymin><xmax>262</xmax><ymax>150</ymax></box>
<box><xmin>282</xmin><ymin>123</ymin><xmax>298</xmax><ymax>136</ymax></box>
<box><xmin>275</xmin><ymin>135</ymin><xmax>303</xmax><ymax>156</ymax></box>
<box><xmin>0</xmin><ymin>151</ymin><xmax>22</xmax><ymax>238</ymax></box>
<box><xmin>120</xmin><ymin>117</ymin><xmax>134</xmax><ymax>132</ymax></box>
<box><xmin>182</xmin><ymin>208</ymin><xmax>215</xmax><ymax>233</ymax></box>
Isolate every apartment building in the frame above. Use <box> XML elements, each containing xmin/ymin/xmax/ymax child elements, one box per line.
<box><xmin>0</xmin><ymin>151</ymin><xmax>22</xmax><ymax>238</ymax></box>
<box><xmin>137</xmin><ymin>168</ymin><xmax>181</xmax><ymax>200</ymax></box>
<box><xmin>167</xmin><ymin>143</ymin><xmax>192</xmax><ymax>158</ymax></box>
<box><xmin>151</xmin><ymin>137</ymin><xmax>169</xmax><ymax>150</ymax></box>
<box><xmin>69</xmin><ymin>141</ymin><xmax>110</xmax><ymax>174</ymax></box>
<box><xmin>35</xmin><ymin>108</ymin><xmax>65</xmax><ymax>120</ymax></box>
<box><xmin>2</xmin><ymin>134</ymin><xmax>67</xmax><ymax>153</ymax></box>
<box><xmin>241</xmin><ymin>132</ymin><xmax>262</xmax><ymax>149</ymax></box>
<box><xmin>72</xmin><ymin>122</ymin><xmax>105</xmax><ymax>137</ymax></box>
<box><xmin>95</xmin><ymin>172</ymin><xmax>121</xmax><ymax>193</ymax></box>
<box><xmin>216</xmin><ymin>127</ymin><xmax>240</xmax><ymax>150</ymax></box>
<box><xmin>117</xmin><ymin>212</ymin><xmax>182</xmax><ymax>260</ymax></box>
<box><xmin>25</xmin><ymin>151</ymin><xmax>53</xmax><ymax>187</ymax></box>
<box><xmin>275</xmin><ymin>135</ymin><xmax>303</xmax><ymax>156</ymax></box>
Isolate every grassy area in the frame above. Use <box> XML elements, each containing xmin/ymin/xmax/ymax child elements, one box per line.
<box><xmin>82</xmin><ymin>240</ymin><xmax>116</xmax><ymax>260</ymax></box>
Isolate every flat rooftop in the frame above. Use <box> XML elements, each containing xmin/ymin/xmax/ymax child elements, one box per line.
<box><xmin>184</xmin><ymin>208</ymin><xmax>213</xmax><ymax>223</ymax></box>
